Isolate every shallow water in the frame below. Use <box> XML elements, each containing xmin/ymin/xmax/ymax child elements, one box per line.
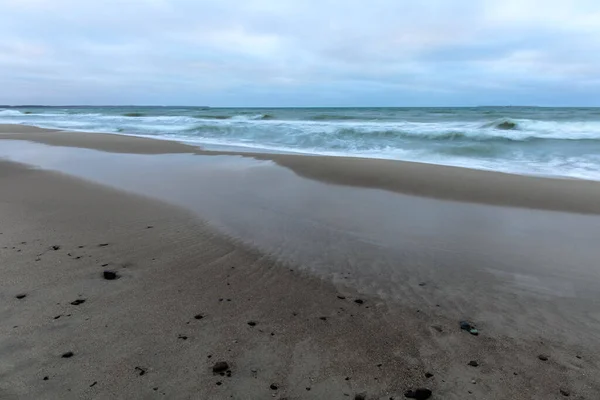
<box><xmin>2</xmin><ymin>139</ymin><xmax>600</xmax><ymax>346</ymax></box>
<box><xmin>2</xmin><ymin>106</ymin><xmax>600</xmax><ymax>179</ymax></box>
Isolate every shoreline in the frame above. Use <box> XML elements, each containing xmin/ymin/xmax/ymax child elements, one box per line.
<box><xmin>2</xmin><ymin>125</ymin><xmax>600</xmax><ymax>399</ymax></box>
<box><xmin>2</xmin><ymin>124</ymin><xmax>600</xmax><ymax>214</ymax></box>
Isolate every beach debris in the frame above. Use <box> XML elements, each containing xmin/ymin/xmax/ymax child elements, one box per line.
<box><xmin>418</xmin><ymin>282</ymin><xmax>426</xmax><ymax>287</ymax></box>
<box><xmin>194</xmin><ymin>314</ymin><xmax>204</xmax><ymax>320</ymax></box>
<box><xmin>98</xmin><ymin>243</ymin><xmax>109</xmax><ymax>247</ymax></box>
<box><xmin>134</xmin><ymin>366</ymin><xmax>147</xmax><ymax>376</ymax></box>
<box><xmin>51</xmin><ymin>245</ymin><xmax>61</xmax><ymax>250</ymax></box>
<box><xmin>425</xmin><ymin>372</ymin><xmax>434</xmax><ymax>378</ymax></box>
<box><xmin>90</xmin><ymin>381</ymin><xmax>97</xmax><ymax>387</ymax></box>
<box><xmin>43</xmin><ymin>376</ymin><xmax>49</xmax><ymax>381</ymax></box>
<box><xmin>212</xmin><ymin>362</ymin><xmax>229</xmax><ymax>374</ymax></box>
<box><xmin>337</xmin><ymin>295</ymin><xmax>346</xmax><ymax>300</ymax></box>
<box><xmin>320</xmin><ymin>316</ymin><xmax>327</xmax><ymax>321</ymax></box>
<box><xmin>247</xmin><ymin>321</ymin><xmax>257</xmax><ymax>327</ymax></box>
<box><xmin>61</xmin><ymin>351</ymin><xmax>74</xmax><ymax>358</ymax></box>
<box><xmin>15</xmin><ymin>293</ymin><xmax>27</xmax><ymax>299</ymax></box>
<box><xmin>354</xmin><ymin>393</ymin><xmax>366</xmax><ymax>400</ymax></box>
<box><xmin>404</xmin><ymin>388</ymin><xmax>432</xmax><ymax>399</ymax></box>
<box><xmin>459</xmin><ymin>320</ymin><xmax>479</xmax><ymax>335</ymax></box>
<box><xmin>468</xmin><ymin>360</ymin><xmax>479</xmax><ymax>367</ymax></box>
<box><xmin>178</xmin><ymin>334</ymin><xmax>188</xmax><ymax>340</ymax></box>
<box><xmin>216</xmin><ymin>381</ymin><xmax>222</xmax><ymax>386</ymax></box>
<box><xmin>560</xmin><ymin>389</ymin><xmax>570</xmax><ymax>397</ymax></box>
<box><xmin>576</xmin><ymin>355</ymin><xmax>582</xmax><ymax>359</ymax></box>
<box><xmin>538</xmin><ymin>354</ymin><xmax>549</xmax><ymax>361</ymax></box>
<box><xmin>70</xmin><ymin>299</ymin><xmax>86</xmax><ymax>306</ymax></box>
<box><xmin>103</xmin><ymin>270</ymin><xmax>119</xmax><ymax>280</ymax></box>
<box><xmin>270</xmin><ymin>383</ymin><xmax>279</xmax><ymax>390</ymax></box>
<box><xmin>354</xmin><ymin>299</ymin><xmax>364</xmax><ymax>305</ymax></box>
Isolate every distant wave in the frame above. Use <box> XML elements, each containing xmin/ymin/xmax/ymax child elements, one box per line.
<box><xmin>309</xmin><ymin>114</ymin><xmax>362</xmax><ymax>121</ymax></box>
<box><xmin>481</xmin><ymin>119</ymin><xmax>519</xmax><ymax>130</ymax></box>
<box><xmin>122</xmin><ymin>112</ymin><xmax>145</xmax><ymax>117</ymax></box>
<box><xmin>0</xmin><ymin>109</ymin><xmax>26</xmax><ymax>116</ymax></box>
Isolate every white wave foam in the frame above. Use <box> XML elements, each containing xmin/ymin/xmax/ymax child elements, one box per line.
<box><xmin>0</xmin><ymin>109</ymin><xmax>26</xmax><ymax>116</ymax></box>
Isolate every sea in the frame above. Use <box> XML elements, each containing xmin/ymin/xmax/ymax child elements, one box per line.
<box><xmin>1</xmin><ymin>106</ymin><xmax>600</xmax><ymax>180</ymax></box>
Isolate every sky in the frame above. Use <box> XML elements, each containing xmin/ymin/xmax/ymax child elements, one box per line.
<box><xmin>1</xmin><ymin>0</ymin><xmax>600</xmax><ymax>107</ymax></box>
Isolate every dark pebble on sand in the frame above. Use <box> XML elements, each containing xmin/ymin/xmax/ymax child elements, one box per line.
<box><xmin>270</xmin><ymin>383</ymin><xmax>279</xmax><ymax>390</ymax></box>
<box><xmin>576</xmin><ymin>355</ymin><xmax>582</xmax><ymax>359</ymax></box>
<box><xmin>54</xmin><ymin>315</ymin><xmax>61</xmax><ymax>319</ymax></box>
<box><xmin>147</xmin><ymin>226</ymin><xmax>153</xmax><ymax>229</ymax></box>
<box><xmin>560</xmin><ymin>389</ymin><xmax>570</xmax><ymax>397</ymax></box>
<box><xmin>355</xmin><ymin>394</ymin><xmax>366</xmax><ymax>400</ymax></box>
<box><xmin>178</xmin><ymin>334</ymin><xmax>188</xmax><ymax>340</ymax></box>
<box><xmin>320</xmin><ymin>317</ymin><xmax>327</xmax><ymax>321</ymax></box>
<box><xmin>468</xmin><ymin>361</ymin><xmax>479</xmax><ymax>367</ymax></box>
<box><xmin>134</xmin><ymin>366</ymin><xmax>147</xmax><ymax>376</ymax></box>
<box><xmin>338</xmin><ymin>295</ymin><xmax>346</xmax><ymax>299</ymax></box>
<box><xmin>212</xmin><ymin>361</ymin><xmax>229</xmax><ymax>373</ymax></box>
<box><xmin>538</xmin><ymin>355</ymin><xmax>549</xmax><ymax>361</ymax></box>
<box><xmin>247</xmin><ymin>321</ymin><xmax>257</xmax><ymax>327</ymax></box>
<box><xmin>43</xmin><ymin>376</ymin><xmax>49</xmax><ymax>381</ymax></box>
<box><xmin>194</xmin><ymin>314</ymin><xmax>204</xmax><ymax>320</ymax></box>
<box><xmin>226</xmin><ymin>370</ymin><xmax>232</xmax><ymax>377</ymax></box>
<box><xmin>51</xmin><ymin>245</ymin><xmax>60</xmax><ymax>250</ymax></box>
<box><xmin>216</xmin><ymin>381</ymin><xmax>222</xmax><ymax>386</ymax></box>
<box><xmin>425</xmin><ymin>372</ymin><xmax>434</xmax><ymax>378</ymax></box>
<box><xmin>419</xmin><ymin>282</ymin><xmax>426</xmax><ymax>286</ymax></box>
<box><xmin>98</xmin><ymin>243</ymin><xmax>109</xmax><ymax>247</ymax></box>
<box><xmin>15</xmin><ymin>294</ymin><xmax>27</xmax><ymax>299</ymax></box>
<box><xmin>103</xmin><ymin>270</ymin><xmax>119</xmax><ymax>280</ymax></box>
<box><xmin>70</xmin><ymin>299</ymin><xmax>86</xmax><ymax>306</ymax></box>
<box><xmin>404</xmin><ymin>388</ymin><xmax>432</xmax><ymax>399</ymax></box>
<box><xmin>354</xmin><ymin>299</ymin><xmax>364</xmax><ymax>304</ymax></box>
<box><xmin>61</xmin><ymin>351</ymin><xmax>74</xmax><ymax>358</ymax></box>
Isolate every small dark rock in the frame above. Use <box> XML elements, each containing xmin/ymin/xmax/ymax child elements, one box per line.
<box><xmin>134</xmin><ymin>366</ymin><xmax>146</xmax><ymax>376</ymax></box>
<box><xmin>354</xmin><ymin>299</ymin><xmax>364</xmax><ymax>305</ymax></box>
<box><xmin>70</xmin><ymin>299</ymin><xmax>86</xmax><ymax>306</ymax></box>
<box><xmin>418</xmin><ymin>282</ymin><xmax>426</xmax><ymax>287</ymax></box>
<box><xmin>345</xmin><ymin>377</ymin><xmax>350</xmax><ymax>381</ymax></box>
<box><xmin>194</xmin><ymin>314</ymin><xmax>204</xmax><ymax>320</ymax></box>
<box><xmin>98</xmin><ymin>243</ymin><xmax>109</xmax><ymax>247</ymax></box>
<box><xmin>270</xmin><ymin>383</ymin><xmax>278</xmax><ymax>390</ymax></box>
<box><xmin>61</xmin><ymin>351</ymin><xmax>74</xmax><ymax>358</ymax></box>
<box><xmin>338</xmin><ymin>295</ymin><xmax>346</xmax><ymax>299</ymax></box>
<box><xmin>51</xmin><ymin>245</ymin><xmax>60</xmax><ymax>251</ymax></box>
<box><xmin>460</xmin><ymin>320</ymin><xmax>472</xmax><ymax>330</ymax></box>
<box><xmin>212</xmin><ymin>361</ymin><xmax>229</xmax><ymax>373</ymax></box>
<box><xmin>226</xmin><ymin>370</ymin><xmax>232</xmax><ymax>377</ymax></box>
<box><xmin>147</xmin><ymin>226</ymin><xmax>153</xmax><ymax>229</ymax></box>
<box><xmin>43</xmin><ymin>376</ymin><xmax>49</xmax><ymax>381</ymax></box>
<box><xmin>576</xmin><ymin>355</ymin><xmax>582</xmax><ymax>359</ymax></box>
<box><xmin>560</xmin><ymin>389</ymin><xmax>570</xmax><ymax>397</ymax></box>
<box><xmin>404</xmin><ymin>388</ymin><xmax>432</xmax><ymax>399</ymax></box>
<box><xmin>320</xmin><ymin>317</ymin><xmax>327</xmax><ymax>321</ymax></box>
<box><xmin>247</xmin><ymin>321</ymin><xmax>257</xmax><ymax>327</ymax></box>
<box><xmin>468</xmin><ymin>360</ymin><xmax>479</xmax><ymax>367</ymax></box>
<box><xmin>538</xmin><ymin>355</ymin><xmax>549</xmax><ymax>361</ymax></box>
<box><xmin>178</xmin><ymin>334</ymin><xmax>188</xmax><ymax>340</ymax></box>
<box><xmin>216</xmin><ymin>381</ymin><xmax>222</xmax><ymax>386</ymax></box>
<box><xmin>15</xmin><ymin>294</ymin><xmax>27</xmax><ymax>299</ymax></box>
<box><xmin>432</xmin><ymin>325</ymin><xmax>443</xmax><ymax>332</ymax></box>
<box><xmin>103</xmin><ymin>270</ymin><xmax>119</xmax><ymax>280</ymax></box>
<box><xmin>54</xmin><ymin>315</ymin><xmax>61</xmax><ymax>320</ymax></box>
<box><xmin>355</xmin><ymin>394</ymin><xmax>366</xmax><ymax>400</ymax></box>
<box><xmin>425</xmin><ymin>372</ymin><xmax>434</xmax><ymax>378</ymax></box>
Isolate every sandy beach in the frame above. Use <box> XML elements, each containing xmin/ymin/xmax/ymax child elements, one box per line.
<box><xmin>1</xmin><ymin>125</ymin><xmax>600</xmax><ymax>400</ymax></box>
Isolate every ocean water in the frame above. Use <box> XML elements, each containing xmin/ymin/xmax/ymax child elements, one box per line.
<box><xmin>1</xmin><ymin>106</ymin><xmax>600</xmax><ymax>180</ymax></box>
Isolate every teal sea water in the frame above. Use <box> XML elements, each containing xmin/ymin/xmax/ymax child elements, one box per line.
<box><xmin>2</xmin><ymin>106</ymin><xmax>600</xmax><ymax>179</ymax></box>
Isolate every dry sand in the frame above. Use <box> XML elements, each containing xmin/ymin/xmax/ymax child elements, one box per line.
<box><xmin>1</xmin><ymin>125</ymin><xmax>600</xmax><ymax>399</ymax></box>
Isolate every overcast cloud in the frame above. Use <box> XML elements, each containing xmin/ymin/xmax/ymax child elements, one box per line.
<box><xmin>1</xmin><ymin>0</ymin><xmax>599</xmax><ymax>106</ymax></box>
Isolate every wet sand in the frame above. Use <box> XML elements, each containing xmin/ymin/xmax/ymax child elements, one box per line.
<box><xmin>1</xmin><ymin>125</ymin><xmax>600</xmax><ymax>399</ymax></box>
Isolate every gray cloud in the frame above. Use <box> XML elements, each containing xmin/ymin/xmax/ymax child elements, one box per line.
<box><xmin>1</xmin><ymin>0</ymin><xmax>599</xmax><ymax>106</ymax></box>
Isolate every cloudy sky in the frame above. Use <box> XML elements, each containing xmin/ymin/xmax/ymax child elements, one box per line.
<box><xmin>1</xmin><ymin>0</ymin><xmax>600</xmax><ymax>106</ymax></box>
